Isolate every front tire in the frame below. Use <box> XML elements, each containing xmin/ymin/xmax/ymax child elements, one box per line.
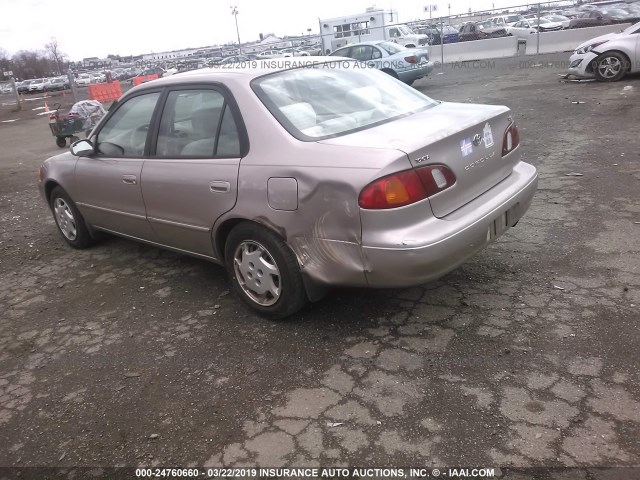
<box><xmin>49</xmin><ymin>186</ymin><xmax>92</xmax><ymax>249</ymax></box>
<box><xmin>225</xmin><ymin>223</ymin><xmax>308</xmax><ymax>319</ymax></box>
<box><xmin>593</xmin><ymin>52</ymin><xmax>629</xmax><ymax>82</ymax></box>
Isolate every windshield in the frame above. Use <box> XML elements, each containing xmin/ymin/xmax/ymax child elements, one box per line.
<box><xmin>252</xmin><ymin>64</ymin><xmax>438</xmax><ymax>141</ymax></box>
<box><xmin>378</xmin><ymin>41</ymin><xmax>406</xmax><ymax>54</ymax></box>
<box><xmin>398</xmin><ymin>25</ymin><xmax>413</xmax><ymax>35</ymax></box>
<box><xmin>507</xmin><ymin>15</ymin><xmax>523</xmax><ymax>22</ymax></box>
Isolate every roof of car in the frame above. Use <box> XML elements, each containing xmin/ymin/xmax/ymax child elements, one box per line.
<box><xmin>133</xmin><ymin>57</ymin><xmax>353</xmax><ymax>89</ymax></box>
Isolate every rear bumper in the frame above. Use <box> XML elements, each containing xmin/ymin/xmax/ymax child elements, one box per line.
<box><xmin>361</xmin><ymin>161</ymin><xmax>538</xmax><ymax>287</ymax></box>
<box><xmin>397</xmin><ymin>61</ymin><xmax>435</xmax><ymax>82</ymax></box>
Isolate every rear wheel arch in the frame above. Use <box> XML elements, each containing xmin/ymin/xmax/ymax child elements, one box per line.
<box><xmin>214</xmin><ymin>218</ymin><xmax>288</xmax><ymax>262</ymax></box>
<box><xmin>381</xmin><ymin>68</ymin><xmax>399</xmax><ymax>79</ymax></box>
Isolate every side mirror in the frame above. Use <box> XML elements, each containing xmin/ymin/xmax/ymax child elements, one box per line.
<box><xmin>70</xmin><ymin>139</ymin><xmax>95</xmax><ymax>157</ymax></box>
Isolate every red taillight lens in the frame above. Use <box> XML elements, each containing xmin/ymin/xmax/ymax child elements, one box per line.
<box><xmin>502</xmin><ymin>121</ymin><xmax>520</xmax><ymax>157</ymax></box>
<box><xmin>359</xmin><ymin>165</ymin><xmax>456</xmax><ymax>210</ymax></box>
<box><xmin>404</xmin><ymin>55</ymin><xmax>418</xmax><ymax>64</ymax></box>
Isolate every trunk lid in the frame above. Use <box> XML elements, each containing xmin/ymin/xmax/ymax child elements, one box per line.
<box><xmin>319</xmin><ymin>102</ymin><xmax>517</xmax><ymax>217</ymax></box>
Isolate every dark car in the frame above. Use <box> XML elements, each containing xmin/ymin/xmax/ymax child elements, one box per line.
<box><xmin>599</xmin><ymin>7</ymin><xmax>640</xmax><ymax>24</ymax></box>
<box><xmin>458</xmin><ymin>22</ymin><xmax>507</xmax><ymax>42</ymax></box>
<box><xmin>417</xmin><ymin>24</ymin><xmax>459</xmax><ymax>45</ymax></box>
<box><xmin>569</xmin><ymin>11</ymin><xmax>616</xmax><ymax>29</ymax></box>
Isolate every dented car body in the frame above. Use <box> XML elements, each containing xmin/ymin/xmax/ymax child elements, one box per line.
<box><xmin>38</xmin><ymin>59</ymin><xmax>537</xmax><ymax>318</ymax></box>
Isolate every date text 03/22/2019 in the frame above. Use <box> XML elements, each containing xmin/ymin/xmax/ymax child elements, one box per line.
<box><xmin>135</xmin><ymin>467</ymin><xmax>497</xmax><ymax>478</ymax></box>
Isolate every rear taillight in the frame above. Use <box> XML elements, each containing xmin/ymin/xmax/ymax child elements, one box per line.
<box><xmin>502</xmin><ymin>120</ymin><xmax>520</xmax><ymax>157</ymax></box>
<box><xmin>404</xmin><ymin>55</ymin><xmax>418</xmax><ymax>64</ymax></box>
<box><xmin>359</xmin><ymin>165</ymin><xmax>456</xmax><ymax>210</ymax></box>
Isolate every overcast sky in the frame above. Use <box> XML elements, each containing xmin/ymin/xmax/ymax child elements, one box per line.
<box><xmin>2</xmin><ymin>0</ymin><xmax>534</xmax><ymax>60</ymax></box>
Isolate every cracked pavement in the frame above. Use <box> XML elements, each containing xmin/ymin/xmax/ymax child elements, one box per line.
<box><xmin>0</xmin><ymin>54</ymin><xmax>639</xmax><ymax>473</ymax></box>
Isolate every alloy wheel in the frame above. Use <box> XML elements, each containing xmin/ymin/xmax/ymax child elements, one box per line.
<box><xmin>53</xmin><ymin>198</ymin><xmax>77</xmax><ymax>241</ymax></box>
<box><xmin>233</xmin><ymin>240</ymin><xmax>281</xmax><ymax>306</ymax></box>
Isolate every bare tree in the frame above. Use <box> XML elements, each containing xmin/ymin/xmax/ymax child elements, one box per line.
<box><xmin>45</xmin><ymin>37</ymin><xmax>66</xmax><ymax>74</ymax></box>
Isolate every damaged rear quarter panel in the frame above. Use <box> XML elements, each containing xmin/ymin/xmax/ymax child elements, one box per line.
<box><xmin>214</xmin><ymin>77</ymin><xmax>413</xmax><ymax>287</ymax></box>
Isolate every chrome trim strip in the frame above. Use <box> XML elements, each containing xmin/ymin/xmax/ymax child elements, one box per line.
<box><xmin>76</xmin><ymin>202</ymin><xmax>146</xmax><ymax>220</ymax></box>
<box><xmin>147</xmin><ymin>216</ymin><xmax>210</xmax><ymax>232</ymax></box>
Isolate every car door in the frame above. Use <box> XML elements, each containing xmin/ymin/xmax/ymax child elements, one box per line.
<box><xmin>141</xmin><ymin>87</ymin><xmax>246</xmax><ymax>258</ymax></box>
<box><xmin>74</xmin><ymin>90</ymin><xmax>162</xmax><ymax>240</ymax></box>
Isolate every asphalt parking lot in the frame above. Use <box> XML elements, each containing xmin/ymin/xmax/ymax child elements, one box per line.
<box><xmin>1</xmin><ymin>53</ymin><xmax>639</xmax><ymax>475</ymax></box>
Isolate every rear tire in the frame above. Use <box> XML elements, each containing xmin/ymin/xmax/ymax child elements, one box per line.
<box><xmin>225</xmin><ymin>223</ymin><xmax>308</xmax><ymax>319</ymax></box>
<box><xmin>593</xmin><ymin>51</ymin><xmax>629</xmax><ymax>82</ymax></box>
<box><xmin>56</xmin><ymin>137</ymin><xmax>66</xmax><ymax>148</ymax></box>
<box><xmin>49</xmin><ymin>186</ymin><xmax>92</xmax><ymax>249</ymax></box>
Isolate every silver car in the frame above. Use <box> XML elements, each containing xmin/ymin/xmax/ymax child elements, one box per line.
<box><xmin>38</xmin><ymin>59</ymin><xmax>537</xmax><ymax>318</ymax></box>
<box><xmin>330</xmin><ymin>41</ymin><xmax>434</xmax><ymax>86</ymax></box>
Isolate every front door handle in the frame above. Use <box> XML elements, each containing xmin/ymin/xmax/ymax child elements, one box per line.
<box><xmin>209</xmin><ymin>181</ymin><xmax>230</xmax><ymax>193</ymax></box>
<box><xmin>122</xmin><ymin>175</ymin><xmax>137</xmax><ymax>185</ymax></box>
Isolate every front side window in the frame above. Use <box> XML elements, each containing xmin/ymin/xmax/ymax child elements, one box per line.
<box><xmin>96</xmin><ymin>92</ymin><xmax>160</xmax><ymax>157</ymax></box>
<box><xmin>252</xmin><ymin>64</ymin><xmax>438</xmax><ymax>141</ymax></box>
<box><xmin>155</xmin><ymin>89</ymin><xmax>240</xmax><ymax>158</ymax></box>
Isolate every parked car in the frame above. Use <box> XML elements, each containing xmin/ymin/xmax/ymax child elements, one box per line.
<box><xmin>0</xmin><ymin>83</ymin><xmax>13</xmax><ymax>94</ymax></box>
<box><xmin>487</xmin><ymin>14</ymin><xmax>525</xmax><ymax>27</ymax></box>
<box><xmin>569</xmin><ymin>11</ymin><xmax>616</xmax><ymax>28</ymax></box>
<box><xmin>298</xmin><ymin>44</ymin><xmax>322</xmax><ymax>55</ymax></box>
<box><xmin>417</xmin><ymin>24</ymin><xmax>459</xmax><ymax>45</ymax></box>
<box><xmin>257</xmin><ymin>50</ymin><xmax>287</xmax><ymax>59</ymax></box>
<box><xmin>329</xmin><ymin>41</ymin><xmax>433</xmax><ymax>85</ymax></box>
<box><xmin>75</xmin><ymin>73</ymin><xmax>92</xmax><ymax>87</ymax></box>
<box><xmin>28</xmin><ymin>78</ymin><xmax>47</xmax><ymax>93</ymax></box>
<box><xmin>38</xmin><ymin>59</ymin><xmax>537</xmax><ymax>318</ymax></box>
<box><xmin>599</xmin><ymin>7</ymin><xmax>640</xmax><ymax>23</ymax></box>
<box><xmin>507</xmin><ymin>18</ymin><xmax>564</xmax><ymax>38</ymax></box>
<box><xmin>218</xmin><ymin>55</ymin><xmax>258</xmax><ymax>64</ymax></box>
<box><xmin>568</xmin><ymin>21</ymin><xmax>640</xmax><ymax>81</ymax></box>
<box><xmin>17</xmin><ymin>80</ymin><xmax>32</xmax><ymax>94</ymax></box>
<box><xmin>45</xmin><ymin>77</ymin><xmax>69</xmax><ymax>91</ymax></box>
<box><xmin>458</xmin><ymin>22</ymin><xmax>507</xmax><ymax>42</ymax></box>
<box><xmin>541</xmin><ymin>14</ymin><xmax>572</xmax><ymax>28</ymax></box>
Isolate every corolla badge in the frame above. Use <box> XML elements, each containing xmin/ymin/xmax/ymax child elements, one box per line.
<box><xmin>464</xmin><ymin>151</ymin><xmax>496</xmax><ymax>171</ymax></box>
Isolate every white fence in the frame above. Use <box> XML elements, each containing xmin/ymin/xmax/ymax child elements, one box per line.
<box><xmin>428</xmin><ymin>36</ymin><xmax>519</xmax><ymax>64</ymax></box>
<box><xmin>425</xmin><ymin>24</ymin><xmax>632</xmax><ymax>64</ymax></box>
<box><xmin>524</xmin><ymin>23</ymin><xmax>632</xmax><ymax>55</ymax></box>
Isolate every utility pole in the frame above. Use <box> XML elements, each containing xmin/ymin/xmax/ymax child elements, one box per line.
<box><xmin>231</xmin><ymin>6</ymin><xmax>242</xmax><ymax>54</ymax></box>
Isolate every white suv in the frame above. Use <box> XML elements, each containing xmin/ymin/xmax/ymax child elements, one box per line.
<box><xmin>488</xmin><ymin>14</ymin><xmax>525</xmax><ymax>28</ymax></box>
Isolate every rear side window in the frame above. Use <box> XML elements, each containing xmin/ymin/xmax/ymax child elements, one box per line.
<box><xmin>155</xmin><ymin>89</ymin><xmax>240</xmax><ymax>158</ymax></box>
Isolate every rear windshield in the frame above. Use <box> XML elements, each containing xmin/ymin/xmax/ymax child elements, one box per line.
<box><xmin>378</xmin><ymin>41</ymin><xmax>406</xmax><ymax>54</ymax></box>
<box><xmin>251</xmin><ymin>63</ymin><xmax>438</xmax><ymax>141</ymax></box>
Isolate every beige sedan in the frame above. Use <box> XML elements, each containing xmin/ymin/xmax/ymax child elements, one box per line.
<box><xmin>39</xmin><ymin>59</ymin><xmax>537</xmax><ymax>318</ymax></box>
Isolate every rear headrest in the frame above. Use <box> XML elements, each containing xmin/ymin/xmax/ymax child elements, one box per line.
<box><xmin>191</xmin><ymin>108</ymin><xmax>221</xmax><ymax>138</ymax></box>
<box><xmin>346</xmin><ymin>86</ymin><xmax>382</xmax><ymax>108</ymax></box>
<box><xmin>279</xmin><ymin>102</ymin><xmax>316</xmax><ymax>130</ymax></box>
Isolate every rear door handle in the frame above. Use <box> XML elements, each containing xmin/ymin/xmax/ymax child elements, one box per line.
<box><xmin>122</xmin><ymin>175</ymin><xmax>137</xmax><ymax>185</ymax></box>
<box><xmin>209</xmin><ymin>181</ymin><xmax>230</xmax><ymax>193</ymax></box>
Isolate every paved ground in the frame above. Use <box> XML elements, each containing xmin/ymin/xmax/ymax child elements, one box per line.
<box><xmin>1</xmin><ymin>54</ymin><xmax>639</xmax><ymax>475</ymax></box>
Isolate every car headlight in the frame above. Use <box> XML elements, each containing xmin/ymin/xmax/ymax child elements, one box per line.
<box><xmin>575</xmin><ymin>40</ymin><xmax>609</xmax><ymax>55</ymax></box>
